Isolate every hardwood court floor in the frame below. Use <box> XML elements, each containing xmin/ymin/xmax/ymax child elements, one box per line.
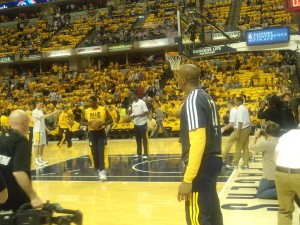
<box><xmin>33</xmin><ymin>181</ymin><xmax>223</xmax><ymax>225</ymax></box>
<box><xmin>32</xmin><ymin>137</ymin><xmax>235</xmax><ymax>169</ymax></box>
<box><xmin>32</xmin><ymin>138</ymin><xmax>224</xmax><ymax>225</ymax></box>
<box><xmin>31</xmin><ymin>138</ymin><xmax>299</xmax><ymax>225</ymax></box>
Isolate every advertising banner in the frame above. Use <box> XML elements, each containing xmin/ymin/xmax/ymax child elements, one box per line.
<box><xmin>212</xmin><ymin>31</ymin><xmax>241</xmax><ymax>40</ymax></box>
<box><xmin>138</xmin><ymin>38</ymin><xmax>169</xmax><ymax>48</ymax></box>
<box><xmin>45</xmin><ymin>49</ymin><xmax>72</xmax><ymax>58</ymax></box>
<box><xmin>108</xmin><ymin>43</ymin><xmax>133</xmax><ymax>51</ymax></box>
<box><xmin>77</xmin><ymin>46</ymin><xmax>102</xmax><ymax>54</ymax></box>
<box><xmin>0</xmin><ymin>56</ymin><xmax>15</xmax><ymax>63</ymax></box>
<box><xmin>189</xmin><ymin>45</ymin><xmax>236</xmax><ymax>57</ymax></box>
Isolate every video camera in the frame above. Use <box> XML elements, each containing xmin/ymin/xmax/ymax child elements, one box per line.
<box><xmin>0</xmin><ymin>202</ymin><xmax>82</xmax><ymax>225</ymax></box>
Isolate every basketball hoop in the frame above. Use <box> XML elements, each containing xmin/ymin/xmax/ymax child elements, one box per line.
<box><xmin>165</xmin><ymin>52</ymin><xmax>182</xmax><ymax>70</ymax></box>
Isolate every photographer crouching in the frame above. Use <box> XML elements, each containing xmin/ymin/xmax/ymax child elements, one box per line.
<box><xmin>0</xmin><ymin>110</ymin><xmax>43</xmax><ymax>211</ymax></box>
<box><xmin>249</xmin><ymin>121</ymin><xmax>281</xmax><ymax>199</ymax></box>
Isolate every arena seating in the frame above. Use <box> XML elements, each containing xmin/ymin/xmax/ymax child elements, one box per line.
<box><xmin>1</xmin><ymin>49</ymin><xmax>295</xmax><ymax>136</ymax></box>
<box><xmin>0</xmin><ymin>0</ymin><xmax>299</xmax><ymax>137</ymax></box>
<box><xmin>42</xmin><ymin>17</ymin><xmax>95</xmax><ymax>52</ymax></box>
<box><xmin>238</xmin><ymin>0</ymin><xmax>297</xmax><ymax>30</ymax></box>
<box><xmin>182</xmin><ymin>0</ymin><xmax>231</xmax><ymax>42</ymax></box>
<box><xmin>0</xmin><ymin>27</ymin><xmax>22</xmax><ymax>57</ymax></box>
<box><xmin>203</xmin><ymin>1</ymin><xmax>231</xmax><ymax>32</ymax></box>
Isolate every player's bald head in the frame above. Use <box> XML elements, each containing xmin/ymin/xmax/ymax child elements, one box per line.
<box><xmin>9</xmin><ymin>110</ymin><xmax>29</xmax><ymax>125</ymax></box>
<box><xmin>177</xmin><ymin>64</ymin><xmax>200</xmax><ymax>84</ymax></box>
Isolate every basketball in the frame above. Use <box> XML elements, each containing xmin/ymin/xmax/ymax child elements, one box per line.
<box><xmin>122</xmin><ymin>115</ymin><xmax>132</xmax><ymax>123</ymax></box>
<box><xmin>90</xmin><ymin>120</ymin><xmax>101</xmax><ymax>129</ymax></box>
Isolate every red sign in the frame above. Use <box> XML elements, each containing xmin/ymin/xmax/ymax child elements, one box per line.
<box><xmin>288</xmin><ymin>0</ymin><xmax>300</xmax><ymax>9</ymax></box>
<box><xmin>292</xmin><ymin>0</ymin><xmax>300</xmax><ymax>6</ymax></box>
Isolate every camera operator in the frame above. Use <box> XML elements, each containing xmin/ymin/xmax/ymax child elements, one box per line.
<box><xmin>249</xmin><ymin>121</ymin><xmax>281</xmax><ymax>199</ymax></box>
<box><xmin>258</xmin><ymin>95</ymin><xmax>282</xmax><ymax>126</ymax></box>
<box><xmin>281</xmin><ymin>93</ymin><xmax>297</xmax><ymax>130</ymax></box>
<box><xmin>0</xmin><ymin>171</ymin><xmax>8</xmax><ymax>204</ymax></box>
<box><xmin>0</xmin><ymin>110</ymin><xmax>43</xmax><ymax>211</ymax></box>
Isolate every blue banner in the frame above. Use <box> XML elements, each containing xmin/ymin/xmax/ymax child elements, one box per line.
<box><xmin>246</xmin><ymin>27</ymin><xmax>290</xmax><ymax>46</ymax></box>
<box><xmin>0</xmin><ymin>0</ymin><xmax>53</xmax><ymax>10</ymax></box>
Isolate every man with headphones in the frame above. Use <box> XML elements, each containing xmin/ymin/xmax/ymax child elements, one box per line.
<box><xmin>249</xmin><ymin>121</ymin><xmax>281</xmax><ymax>199</ymax></box>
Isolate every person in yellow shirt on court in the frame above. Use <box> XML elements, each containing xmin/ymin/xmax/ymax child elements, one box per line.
<box><xmin>85</xmin><ymin>96</ymin><xmax>112</xmax><ymax>181</ymax></box>
<box><xmin>57</xmin><ymin>106</ymin><xmax>72</xmax><ymax>149</ymax></box>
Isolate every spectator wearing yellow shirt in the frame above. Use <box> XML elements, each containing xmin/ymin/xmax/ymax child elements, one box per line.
<box><xmin>108</xmin><ymin>105</ymin><xmax>118</xmax><ymax>124</ymax></box>
<box><xmin>118</xmin><ymin>105</ymin><xmax>127</xmax><ymax>123</ymax></box>
<box><xmin>0</xmin><ymin>110</ymin><xmax>10</xmax><ymax>133</ymax></box>
<box><xmin>52</xmin><ymin>64</ymin><xmax>59</xmax><ymax>75</ymax></box>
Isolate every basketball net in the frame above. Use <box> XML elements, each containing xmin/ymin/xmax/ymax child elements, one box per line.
<box><xmin>165</xmin><ymin>52</ymin><xmax>181</xmax><ymax>70</ymax></box>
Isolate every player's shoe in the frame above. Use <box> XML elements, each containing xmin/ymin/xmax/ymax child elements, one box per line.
<box><xmin>39</xmin><ymin>159</ymin><xmax>48</xmax><ymax>165</ymax></box>
<box><xmin>99</xmin><ymin>170</ymin><xmax>107</xmax><ymax>181</ymax></box>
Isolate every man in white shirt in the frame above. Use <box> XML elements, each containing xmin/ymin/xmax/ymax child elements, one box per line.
<box><xmin>274</xmin><ymin>129</ymin><xmax>300</xmax><ymax>225</ymax></box>
<box><xmin>231</xmin><ymin>97</ymin><xmax>251</xmax><ymax>169</ymax></box>
<box><xmin>130</xmin><ymin>92</ymin><xmax>149</xmax><ymax>159</ymax></box>
<box><xmin>221</xmin><ymin>102</ymin><xmax>237</xmax><ymax>167</ymax></box>
<box><xmin>32</xmin><ymin>101</ymin><xmax>60</xmax><ymax>166</ymax></box>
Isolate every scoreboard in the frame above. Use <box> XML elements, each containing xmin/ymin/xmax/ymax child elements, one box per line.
<box><xmin>287</xmin><ymin>0</ymin><xmax>300</xmax><ymax>10</ymax></box>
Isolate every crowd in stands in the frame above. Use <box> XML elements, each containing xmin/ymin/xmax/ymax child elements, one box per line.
<box><xmin>182</xmin><ymin>1</ymin><xmax>231</xmax><ymax>42</ymax></box>
<box><xmin>90</xmin><ymin>7</ymin><xmax>142</xmax><ymax>46</ymax></box>
<box><xmin>0</xmin><ymin>50</ymin><xmax>299</xmax><ymax>140</ymax></box>
<box><xmin>0</xmin><ymin>4</ymin><xmax>80</xmax><ymax>23</ymax></box>
<box><xmin>0</xmin><ymin>0</ymin><xmax>297</xmax><ymax>55</ymax></box>
<box><xmin>42</xmin><ymin>16</ymin><xmax>92</xmax><ymax>52</ymax></box>
<box><xmin>0</xmin><ymin>11</ymin><xmax>39</xmax><ymax>23</ymax></box>
<box><xmin>84</xmin><ymin>2</ymin><xmax>177</xmax><ymax>47</ymax></box>
<box><xmin>0</xmin><ymin>0</ymin><xmax>180</xmax><ymax>53</ymax></box>
<box><xmin>0</xmin><ymin>10</ymin><xmax>73</xmax><ymax>56</ymax></box>
<box><xmin>186</xmin><ymin>51</ymin><xmax>300</xmax><ymax>131</ymax></box>
<box><xmin>238</xmin><ymin>0</ymin><xmax>296</xmax><ymax>30</ymax></box>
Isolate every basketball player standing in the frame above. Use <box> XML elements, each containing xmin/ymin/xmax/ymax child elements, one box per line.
<box><xmin>85</xmin><ymin>96</ymin><xmax>112</xmax><ymax>181</ymax></box>
<box><xmin>176</xmin><ymin>64</ymin><xmax>223</xmax><ymax>225</ymax></box>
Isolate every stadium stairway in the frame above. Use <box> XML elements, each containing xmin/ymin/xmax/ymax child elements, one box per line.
<box><xmin>227</xmin><ymin>0</ymin><xmax>242</xmax><ymax>31</ymax></box>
